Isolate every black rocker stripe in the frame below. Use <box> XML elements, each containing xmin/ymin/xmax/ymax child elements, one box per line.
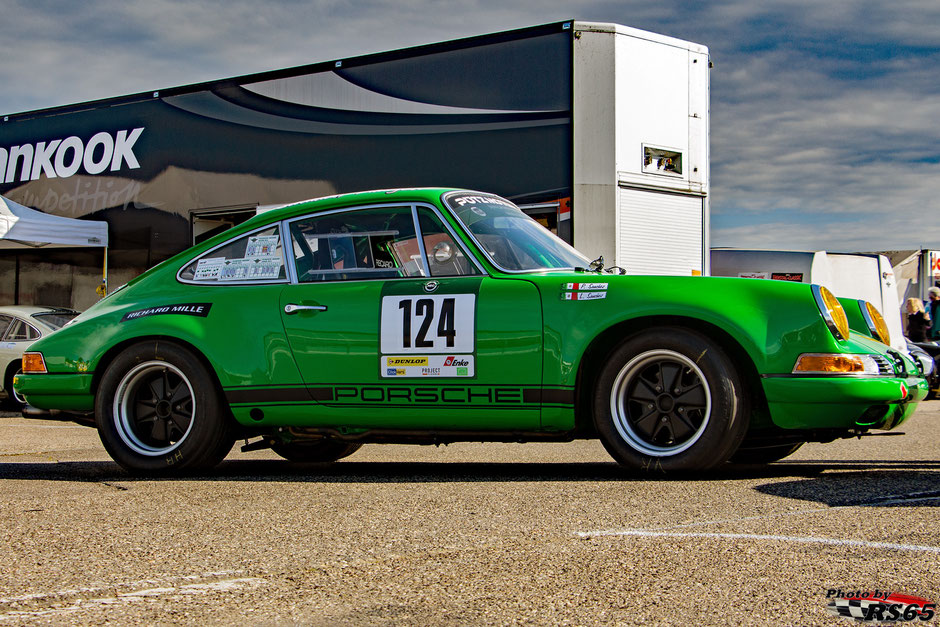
<box><xmin>225</xmin><ymin>385</ymin><xmax>574</xmax><ymax>406</ymax></box>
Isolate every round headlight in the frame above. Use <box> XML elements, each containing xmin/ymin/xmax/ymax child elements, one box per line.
<box><xmin>812</xmin><ymin>285</ymin><xmax>850</xmax><ymax>341</ymax></box>
<box><xmin>859</xmin><ymin>300</ymin><xmax>891</xmax><ymax>346</ymax></box>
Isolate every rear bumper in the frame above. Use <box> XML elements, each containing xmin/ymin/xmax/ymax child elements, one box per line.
<box><xmin>762</xmin><ymin>375</ymin><xmax>927</xmax><ymax>430</ymax></box>
<box><xmin>13</xmin><ymin>373</ymin><xmax>94</xmax><ymax>412</ymax></box>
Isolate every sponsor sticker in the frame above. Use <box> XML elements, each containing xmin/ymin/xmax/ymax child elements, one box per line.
<box><xmin>385</xmin><ymin>356</ymin><xmax>429</xmax><ymax>367</ymax></box>
<box><xmin>381</xmin><ymin>355</ymin><xmax>474</xmax><ymax>378</ymax></box>
<box><xmin>737</xmin><ymin>272</ymin><xmax>769</xmax><ymax>279</ymax></box>
<box><xmin>121</xmin><ymin>303</ymin><xmax>212</xmax><ymax>322</ymax></box>
<box><xmin>771</xmin><ymin>272</ymin><xmax>804</xmax><ymax>282</ymax></box>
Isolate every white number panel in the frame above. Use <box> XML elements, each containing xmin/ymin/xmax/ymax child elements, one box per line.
<box><xmin>380</xmin><ymin>294</ymin><xmax>475</xmax><ymax>354</ymax></box>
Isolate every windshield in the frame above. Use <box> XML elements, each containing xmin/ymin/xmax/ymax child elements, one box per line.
<box><xmin>32</xmin><ymin>310</ymin><xmax>79</xmax><ymax>329</ymax></box>
<box><xmin>444</xmin><ymin>192</ymin><xmax>589</xmax><ymax>271</ymax></box>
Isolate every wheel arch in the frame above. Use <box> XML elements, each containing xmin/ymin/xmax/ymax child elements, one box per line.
<box><xmin>91</xmin><ymin>335</ymin><xmax>229</xmax><ymax>410</ymax></box>
<box><xmin>3</xmin><ymin>358</ymin><xmax>20</xmax><ymax>390</ymax></box>
<box><xmin>573</xmin><ymin>316</ymin><xmax>767</xmax><ymax>435</ymax></box>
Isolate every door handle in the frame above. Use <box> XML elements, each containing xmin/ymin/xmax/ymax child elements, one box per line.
<box><xmin>284</xmin><ymin>303</ymin><xmax>327</xmax><ymax>314</ymax></box>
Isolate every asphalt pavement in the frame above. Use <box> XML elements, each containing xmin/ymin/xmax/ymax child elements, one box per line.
<box><xmin>1</xmin><ymin>404</ymin><xmax>939</xmax><ymax>625</ymax></box>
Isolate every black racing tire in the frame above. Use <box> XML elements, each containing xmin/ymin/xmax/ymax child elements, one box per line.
<box><xmin>729</xmin><ymin>442</ymin><xmax>804</xmax><ymax>464</ymax></box>
<box><xmin>95</xmin><ymin>341</ymin><xmax>234</xmax><ymax>474</ymax></box>
<box><xmin>271</xmin><ymin>440</ymin><xmax>362</xmax><ymax>463</ymax></box>
<box><xmin>593</xmin><ymin>328</ymin><xmax>750</xmax><ymax>472</ymax></box>
<box><xmin>4</xmin><ymin>365</ymin><xmax>24</xmax><ymax>410</ymax></box>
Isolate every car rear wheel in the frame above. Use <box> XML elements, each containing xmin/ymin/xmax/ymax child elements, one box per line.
<box><xmin>271</xmin><ymin>440</ymin><xmax>362</xmax><ymax>463</ymax></box>
<box><xmin>594</xmin><ymin>328</ymin><xmax>750</xmax><ymax>472</ymax></box>
<box><xmin>95</xmin><ymin>342</ymin><xmax>234</xmax><ymax>474</ymax></box>
<box><xmin>4</xmin><ymin>366</ymin><xmax>24</xmax><ymax>409</ymax></box>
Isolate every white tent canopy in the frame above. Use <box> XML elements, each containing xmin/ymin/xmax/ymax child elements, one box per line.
<box><xmin>0</xmin><ymin>195</ymin><xmax>108</xmax><ymax>248</ymax></box>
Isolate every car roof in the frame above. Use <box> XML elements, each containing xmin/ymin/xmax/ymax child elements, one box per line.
<box><xmin>0</xmin><ymin>305</ymin><xmax>79</xmax><ymax>322</ymax></box>
<box><xmin>248</xmin><ymin>187</ymin><xmax>462</xmax><ymax>225</ymax></box>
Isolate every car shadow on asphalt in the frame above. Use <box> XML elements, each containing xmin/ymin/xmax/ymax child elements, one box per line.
<box><xmin>1</xmin><ymin>458</ymin><xmax>940</xmax><ymax>485</ymax></box>
<box><xmin>752</xmin><ymin>465</ymin><xmax>940</xmax><ymax>507</ymax></box>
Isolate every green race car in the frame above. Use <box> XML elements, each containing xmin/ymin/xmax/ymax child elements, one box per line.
<box><xmin>14</xmin><ymin>189</ymin><xmax>927</xmax><ymax>474</ymax></box>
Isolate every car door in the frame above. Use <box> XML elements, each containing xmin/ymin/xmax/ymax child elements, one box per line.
<box><xmin>279</xmin><ymin>203</ymin><xmax>543</xmax><ymax>430</ymax></box>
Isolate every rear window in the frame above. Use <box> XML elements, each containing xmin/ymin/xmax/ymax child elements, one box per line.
<box><xmin>179</xmin><ymin>226</ymin><xmax>287</xmax><ymax>283</ymax></box>
<box><xmin>32</xmin><ymin>311</ymin><xmax>78</xmax><ymax>330</ymax></box>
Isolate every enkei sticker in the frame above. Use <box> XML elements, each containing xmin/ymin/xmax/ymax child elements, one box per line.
<box><xmin>380</xmin><ymin>294</ymin><xmax>475</xmax><ymax>354</ymax></box>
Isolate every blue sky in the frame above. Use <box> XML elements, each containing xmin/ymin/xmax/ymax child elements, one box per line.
<box><xmin>2</xmin><ymin>0</ymin><xmax>938</xmax><ymax>252</ymax></box>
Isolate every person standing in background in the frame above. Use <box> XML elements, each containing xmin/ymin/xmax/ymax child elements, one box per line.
<box><xmin>927</xmin><ymin>287</ymin><xmax>940</xmax><ymax>340</ymax></box>
<box><xmin>906</xmin><ymin>297</ymin><xmax>930</xmax><ymax>342</ymax></box>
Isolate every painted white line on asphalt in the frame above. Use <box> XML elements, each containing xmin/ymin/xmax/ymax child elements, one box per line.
<box><xmin>0</xmin><ymin>425</ymin><xmax>89</xmax><ymax>429</ymax></box>
<box><xmin>0</xmin><ymin>577</ymin><xmax>264</xmax><ymax>621</ymax></box>
<box><xmin>576</xmin><ymin>529</ymin><xmax>940</xmax><ymax>554</ymax></box>
<box><xmin>0</xmin><ymin>570</ymin><xmax>243</xmax><ymax>604</ymax></box>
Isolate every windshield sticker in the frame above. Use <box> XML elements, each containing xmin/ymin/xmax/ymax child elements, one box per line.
<box><xmin>121</xmin><ymin>303</ymin><xmax>212</xmax><ymax>322</ymax></box>
<box><xmin>218</xmin><ymin>258</ymin><xmax>283</xmax><ymax>281</ymax></box>
<box><xmin>381</xmin><ymin>355</ymin><xmax>474</xmax><ymax>378</ymax></box>
<box><xmin>245</xmin><ymin>235</ymin><xmax>281</xmax><ymax>258</ymax></box>
<box><xmin>448</xmin><ymin>194</ymin><xmax>515</xmax><ymax>209</ymax></box>
<box><xmin>771</xmin><ymin>272</ymin><xmax>804</xmax><ymax>282</ymax></box>
<box><xmin>193</xmin><ymin>257</ymin><xmax>225</xmax><ymax>281</ymax></box>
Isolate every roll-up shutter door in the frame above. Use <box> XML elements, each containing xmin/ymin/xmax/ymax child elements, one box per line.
<box><xmin>617</xmin><ymin>187</ymin><xmax>704</xmax><ymax>275</ymax></box>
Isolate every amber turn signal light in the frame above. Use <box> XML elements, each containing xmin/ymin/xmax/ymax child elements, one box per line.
<box><xmin>22</xmin><ymin>352</ymin><xmax>47</xmax><ymax>374</ymax></box>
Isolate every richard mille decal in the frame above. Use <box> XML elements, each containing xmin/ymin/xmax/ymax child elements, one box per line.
<box><xmin>121</xmin><ymin>303</ymin><xmax>212</xmax><ymax>322</ymax></box>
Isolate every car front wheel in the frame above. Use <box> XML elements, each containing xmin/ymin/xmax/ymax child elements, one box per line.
<box><xmin>95</xmin><ymin>342</ymin><xmax>234</xmax><ymax>474</ymax></box>
<box><xmin>594</xmin><ymin>328</ymin><xmax>750</xmax><ymax>472</ymax></box>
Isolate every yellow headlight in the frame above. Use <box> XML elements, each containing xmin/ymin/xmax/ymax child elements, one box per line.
<box><xmin>863</xmin><ymin>301</ymin><xmax>891</xmax><ymax>346</ymax></box>
<box><xmin>812</xmin><ymin>285</ymin><xmax>850</xmax><ymax>341</ymax></box>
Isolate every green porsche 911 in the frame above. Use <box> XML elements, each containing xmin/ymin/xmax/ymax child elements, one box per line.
<box><xmin>14</xmin><ymin>189</ymin><xmax>927</xmax><ymax>474</ymax></box>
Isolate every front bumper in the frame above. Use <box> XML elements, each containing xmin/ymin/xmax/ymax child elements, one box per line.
<box><xmin>13</xmin><ymin>373</ymin><xmax>95</xmax><ymax>412</ymax></box>
<box><xmin>762</xmin><ymin>374</ymin><xmax>927</xmax><ymax>430</ymax></box>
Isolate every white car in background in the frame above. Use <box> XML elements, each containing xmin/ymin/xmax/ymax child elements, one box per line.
<box><xmin>0</xmin><ymin>306</ymin><xmax>79</xmax><ymax>407</ymax></box>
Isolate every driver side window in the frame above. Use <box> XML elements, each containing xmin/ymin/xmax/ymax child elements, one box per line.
<box><xmin>289</xmin><ymin>206</ymin><xmax>425</xmax><ymax>283</ymax></box>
